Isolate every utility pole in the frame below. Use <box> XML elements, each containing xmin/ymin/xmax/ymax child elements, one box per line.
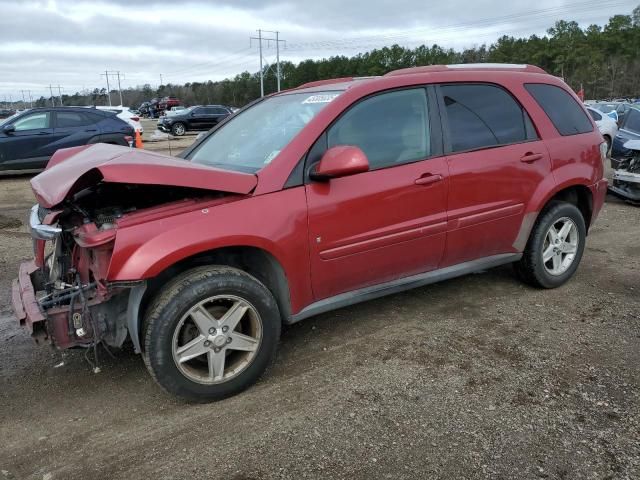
<box><xmin>56</xmin><ymin>85</ymin><xmax>64</xmax><ymax>106</ymax></box>
<box><xmin>160</xmin><ymin>73</ymin><xmax>163</xmax><ymax>86</ymax></box>
<box><xmin>49</xmin><ymin>85</ymin><xmax>56</xmax><ymax>107</ymax></box>
<box><xmin>101</xmin><ymin>70</ymin><xmax>112</xmax><ymax>106</ymax></box>
<box><xmin>117</xmin><ymin>72</ymin><xmax>124</xmax><ymax>106</ymax></box>
<box><xmin>276</xmin><ymin>31</ymin><xmax>281</xmax><ymax>92</ymax></box>
<box><xmin>250</xmin><ymin>29</ymin><xmax>286</xmax><ymax>97</ymax></box>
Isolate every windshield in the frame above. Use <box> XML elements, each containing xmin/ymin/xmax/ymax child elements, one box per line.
<box><xmin>187</xmin><ymin>91</ymin><xmax>342</xmax><ymax>172</ymax></box>
<box><xmin>0</xmin><ymin>112</ymin><xmax>21</xmax><ymax>126</ymax></box>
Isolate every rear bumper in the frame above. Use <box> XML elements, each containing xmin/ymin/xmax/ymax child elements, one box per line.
<box><xmin>12</xmin><ymin>260</ymin><xmax>46</xmax><ymax>335</ymax></box>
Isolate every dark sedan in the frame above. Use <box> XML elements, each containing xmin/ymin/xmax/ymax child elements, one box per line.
<box><xmin>612</xmin><ymin>106</ymin><xmax>640</xmax><ymax>159</ymax></box>
<box><xmin>157</xmin><ymin>105</ymin><xmax>232</xmax><ymax>136</ymax></box>
<box><xmin>0</xmin><ymin>107</ymin><xmax>134</xmax><ymax>174</ymax></box>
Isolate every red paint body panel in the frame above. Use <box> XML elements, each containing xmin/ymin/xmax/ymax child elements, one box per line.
<box><xmin>30</xmin><ymin>143</ymin><xmax>257</xmax><ymax>208</ymax></box>
<box><xmin>305</xmin><ymin>157</ymin><xmax>448</xmax><ymax>299</ymax></box>
<box><xmin>12</xmin><ymin>261</ymin><xmax>45</xmax><ymax>334</ymax></box>
<box><xmin>14</xmin><ymin>66</ymin><xmax>609</xmax><ymax>337</ymax></box>
<box><xmin>442</xmin><ymin>140</ymin><xmax>551</xmax><ymax>266</ymax></box>
<box><xmin>107</xmin><ymin>188</ymin><xmax>315</xmax><ymax>314</ymax></box>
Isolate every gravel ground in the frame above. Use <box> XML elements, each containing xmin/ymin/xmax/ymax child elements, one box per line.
<box><xmin>0</xmin><ymin>167</ymin><xmax>638</xmax><ymax>479</ymax></box>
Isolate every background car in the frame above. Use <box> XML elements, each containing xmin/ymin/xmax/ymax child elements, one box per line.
<box><xmin>592</xmin><ymin>101</ymin><xmax>633</xmax><ymax>125</ymax></box>
<box><xmin>157</xmin><ymin>105</ymin><xmax>232</xmax><ymax>136</ymax></box>
<box><xmin>158</xmin><ymin>96</ymin><xmax>181</xmax><ymax>112</ymax></box>
<box><xmin>586</xmin><ymin>106</ymin><xmax>618</xmax><ymax>154</ymax></box>
<box><xmin>611</xmin><ymin>106</ymin><xmax>640</xmax><ymax>158</ymax></box>
<box><xmin>95</xmin><ymin>106</ymin><xmax>143</xmax><ymax>133</ymax></box>
<box><xmin>0</xmin><ymin>108</ymin><xmax>16</xmax><ymax>119</ymax></box>
<box><xmin>0</xmin><ymin>106</ymin><xmax>134</xmax><ymax>174</ymax></box>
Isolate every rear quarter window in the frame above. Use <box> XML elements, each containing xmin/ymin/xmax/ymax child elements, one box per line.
<box><xmin>525</xmin><ymin>83</ymin><xmax>593</xmax><ymax>136</ymax></box>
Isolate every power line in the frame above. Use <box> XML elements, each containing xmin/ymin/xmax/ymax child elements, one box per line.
<box><xmin>285</xmin><ymin>0</ymin><xmax>633</xmax><ymax>51</ymax></box>
<box><xmin>162</xmin><ymin>47</ymin><xmax>253</xmax><ymax>76</ymax></box>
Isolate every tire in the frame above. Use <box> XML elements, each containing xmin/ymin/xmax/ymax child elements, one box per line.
<box><xmin>143</xmin><ymin>266</ymin><xmax>281</xmax><ymax>402</ymax></box>
<box><xmin>603</xmin><ymin>135</ymin><xmax>612</xmax><ymax>157</ymax></box>
<box><xmin>171</xmin><ymin>122</ymin><xmax>186</xmax><ymax>136</ymax></box>
<box><xmin>514</xmin><ymin>202</ymin><xmax>586</xmax><ymax>289</ymax></box>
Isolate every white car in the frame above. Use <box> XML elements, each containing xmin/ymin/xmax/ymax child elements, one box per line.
<box><xmin>160</xmin><ymin>106</ymin><xmax>187</xmax><ymax>119</ymax></box>
<box><xmin>95</xmin><ymin>106</ymin><xmax>143</xmax><ymax>133</ymax></box>
<box><xmin>586</xmin><ymin>106</ymin><xmax>617</xmax><ymax>154</ymax></box>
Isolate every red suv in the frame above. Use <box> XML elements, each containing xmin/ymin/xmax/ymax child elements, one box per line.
<box><xmin>13</xmin><ymin>64</ymin><xmax>608</xmax><ymax>401</ymax></box>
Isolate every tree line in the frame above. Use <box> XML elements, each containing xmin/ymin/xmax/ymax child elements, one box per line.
<box><xmin>36</xmin><ymin>5</ymin><xmax>640</xmax><ymax>109</ymax></box>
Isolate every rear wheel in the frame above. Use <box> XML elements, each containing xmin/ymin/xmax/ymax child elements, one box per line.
<box><xmin>603</xmin><ymin>135</ymin><xmax>612</xmax><ymax>156</ymax></box>
<box><xmin>143</xmin><ymin>266</ymin><xmax>281</xmax><ymax>402</ymax></box>
<box><xmin>514</xmin><ymin>202</ymin><xmax>586</xmax><ymax>288</ymax></box>
<box><xmin>171</xmin><ymin>122</ymin><xmax>186</xmax><ymax>136</ymax></box>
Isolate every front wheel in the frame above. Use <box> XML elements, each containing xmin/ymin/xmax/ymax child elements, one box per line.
<box><xmin>171</xmin><ymin>122</ymin><xmax>186</xmax><ymax>136</ymax></box>
<box><xmin>514</xmin><ymin>202</ymin><xmax>586</xmax><ymax>288</ymax></box>
<box><xmin>143</xmin><ymin>266</ymin><xmax>281</xmax><ymax>402</ymax></box>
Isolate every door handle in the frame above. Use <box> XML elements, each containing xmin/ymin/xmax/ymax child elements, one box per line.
<box><xmin>85</xmin><ymin>129</ymin><xmax>97</xmax><ymax>132</ymax></box>
<box><xmin>415</xmin><ymin>174</ymin><xmax>443</xmax><ymax>186</ymax></box>
<box><xmin>520</xmin><ymin>152</ymin><xmax>544</xmax><ymax>163</ymax></box>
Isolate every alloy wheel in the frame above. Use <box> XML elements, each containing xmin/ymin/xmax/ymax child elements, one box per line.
<box><xmin>541</xmin><ymin>217</ymin><xmax>579</xmax><ymax>276</ymax></box>
<box><xmin>171</xmin><ymin>295</ymin><xmax>263</xmax><ymax>384</ymax></box>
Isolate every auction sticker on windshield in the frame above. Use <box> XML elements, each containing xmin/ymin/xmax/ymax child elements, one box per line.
<box><xmin>302</xmin><ymin>94</ymin><xmax>340</xmax><ymax>104</ymax></box>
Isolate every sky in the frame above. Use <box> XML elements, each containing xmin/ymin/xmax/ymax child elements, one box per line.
<box><xmin>0</xmin><ymin>0</ymin><xmax>637</xmax><ymax>103</ymax></box>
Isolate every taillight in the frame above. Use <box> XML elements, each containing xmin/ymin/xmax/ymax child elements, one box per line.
<box><xmin>600</xmin><ymin>141</ymin><xmax>608</xmax><ymax>163</ymax></box>
<box><xmin>130</xmin><ymin>116</ymin><xmax>140</xmax><ymax>122</ymax></box>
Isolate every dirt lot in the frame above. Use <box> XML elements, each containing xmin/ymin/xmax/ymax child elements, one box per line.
<box><xmin>0</xmin><ymin>149</ymin><xmax>639</xmax><ymax>478</ymax></box>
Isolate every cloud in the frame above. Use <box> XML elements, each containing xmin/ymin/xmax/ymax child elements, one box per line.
<box><xmin>0</xmin><ymin>0</ymin><xmax>632</xmax><ymax>100</ymax></box>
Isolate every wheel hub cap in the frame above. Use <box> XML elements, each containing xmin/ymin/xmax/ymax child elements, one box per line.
<box><xmin>171</xmin><ymin>295</ymin><xmax>262</xmax><ymax>385</ymax></box>
<box><xmin>542</xmin><ymin>217</ymin><xmax>579</xmax><ymax>276</ymax></box>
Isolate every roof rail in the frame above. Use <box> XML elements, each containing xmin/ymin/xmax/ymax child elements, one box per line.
<box><xmin>294</xmin><ymin>77</ymin><xmax>355</xmax><ymax>89</ymax></box>
<box><xmin>385</xmin><ymin>63</ymin><xmax>546</xmax><ymax>76</ymax></box>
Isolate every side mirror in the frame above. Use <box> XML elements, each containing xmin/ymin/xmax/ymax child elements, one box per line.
<box><xmin>311</xmin><ymin>145</ymin><xmax>369</xmax><ymax>180</ymax></box>
<box><xmin>2</xmin><ymin>124</ymin><xmax>15</xmax><ymax>134</ymax></box>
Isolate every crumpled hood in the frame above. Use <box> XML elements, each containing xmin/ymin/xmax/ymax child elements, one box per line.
<box><xmin>31</xmin><ymin>144</ymin><xmax>257</xmax><ymax>208</ymax></box>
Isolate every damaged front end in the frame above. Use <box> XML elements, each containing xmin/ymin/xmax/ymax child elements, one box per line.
<box><xmin>609</xmin><ymin>140</ymin><xmax>640</xmax><ymax>204</ymax></box>
<box><xmin>12</xmin><ymin>143</ymin><xmax>258</xmax><ymax>353</ymax></box>
<box><xmin>13</xmin><ymin>202</ymin><xmax>144</xmax><ymax>351</ymax></box>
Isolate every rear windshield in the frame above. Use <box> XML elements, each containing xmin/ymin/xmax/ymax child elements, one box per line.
<box><xmin>593</xmin><ymin>104</ymin><xmax>617</xmax><ymax>113</ymax></box>
<box><xmin>623</xmin><ymin>108</ymin><xmax>640</xmax><ymax>133</ymax></box>
<box><xmin>525</xmin><ymin>83</ymin><xmax>593</xmax><ymax>136</ymax></box>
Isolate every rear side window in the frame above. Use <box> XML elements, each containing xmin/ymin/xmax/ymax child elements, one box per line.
<box><xmin>56</xmin><ymin>111</ymin><xmax>96</xmax><ymax>128</ymax></box>
<box><xmin>623</xmin><ymin>109</ymin><xmax>640</xmax><ymax>133</ymax></box>
<box><xmin>328</xmin><ymin>88</ymin><xmax>430</xmax><ymax>170</ymax></box>
<box><xmin>587</xmin><ymin>109</ymin><xmax>602</xmax><ymax>121</ymax></box>
<box><xmin>525</xmin><ymin>83</ymin><xmax>593</xmax><ymax>136</ymax></box>
<box><xmin>440</xmin><ymin>84</ymin><xmax>536</xmax><ymax>153</ymax></box>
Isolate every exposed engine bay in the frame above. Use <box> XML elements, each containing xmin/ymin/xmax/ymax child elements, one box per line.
<box><xmin>30</xmin><ymin>183</ymin><xmax>219</xmax><ymax>358</ymax></box>
<box><xmin>609</xmin><ymin>139</ymin><xmax>640</xmax><ymax>205</ymax></box>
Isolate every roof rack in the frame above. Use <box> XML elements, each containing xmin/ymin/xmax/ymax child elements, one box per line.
<box><xmin>294</xmin><ymin>77</ymin><xmax>355</xmax><ymax>89</ymax></box>
<box><xmin>385</xmin><ymin>63</ymin><xmax>546</xmax><ymax>76</ymax></box>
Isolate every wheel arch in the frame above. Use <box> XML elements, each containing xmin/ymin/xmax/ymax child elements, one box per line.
<box><xmin>534</xmin><ymin>182</ymin><xmax>594</xmax><ymax>235</ymax></box>
<box><xmin>137</xmin><ymin>245</ymin><xmax>292</xmax><ymax>346</ymax></box>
